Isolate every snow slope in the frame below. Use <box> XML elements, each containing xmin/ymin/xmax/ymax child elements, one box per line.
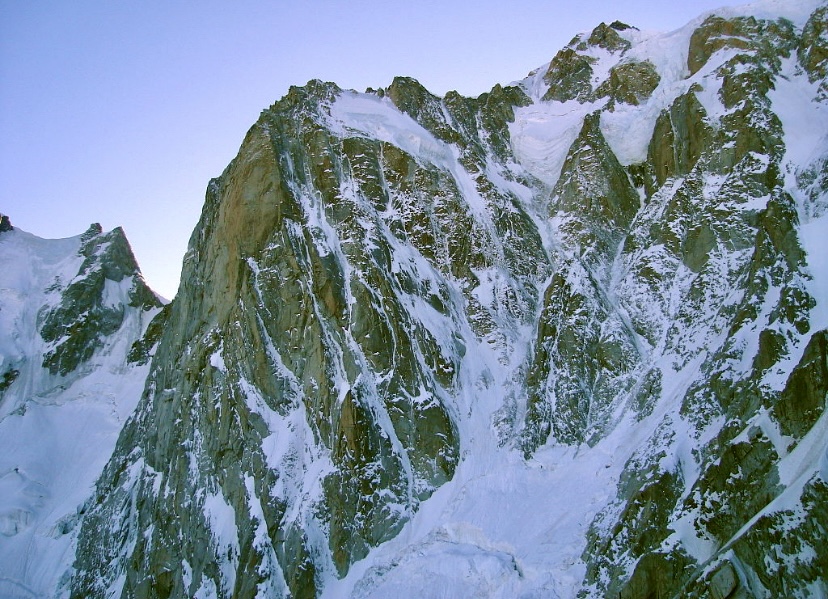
<box><xmin>0</xmin><ymin>224</ymin><xmax>160</xmax><ymax>598</ymax></box>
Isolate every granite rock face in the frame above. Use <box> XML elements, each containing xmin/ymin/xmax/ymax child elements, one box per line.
<box><xmin>58</xmin><ymin>2</ymin><xmax>828</xmax><ymax>598</ymax></box>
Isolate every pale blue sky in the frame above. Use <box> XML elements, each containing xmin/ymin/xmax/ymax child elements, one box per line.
<box><xmin>1</xmin><ymin>0</ymin><xmax>745</xmax><ymax>298</ymax></box>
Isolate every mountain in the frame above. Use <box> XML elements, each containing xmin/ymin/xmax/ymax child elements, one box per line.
<box><xmin>0</xmin><ymin>218</ymin><xmax>163</xmax><ymax>597</ymax></box>
<box><xmin>3</xmin><ymin>0</ymin><xmax>828</xmax><ymax>597</ymax></box>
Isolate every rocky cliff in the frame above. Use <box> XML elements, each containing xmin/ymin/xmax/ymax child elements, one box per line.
<box><xmin>4</xmin><ymin>0</ymin><xmax>827</xmax><ymax>597</ymax></box>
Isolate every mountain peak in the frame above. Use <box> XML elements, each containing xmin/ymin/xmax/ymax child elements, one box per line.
<box><xmin>583</xmin><ymin>21</ymin><xmax>634</xmax><ymax>52</ymax></box>
<box><xmin>79</xmin><ymin>221</ymin><xmax>103</xmax><ymax>243</ymax></box>
<box><xmin>609</xmin><ymin>20</ymin><xmax>634</xmax><ymax>31</ymax></box>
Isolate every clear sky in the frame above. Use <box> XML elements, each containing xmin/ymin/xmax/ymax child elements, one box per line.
<box><xmin>1</xmin><ymin>0</ymin><xmax>747</xmax><ymax>299</ymax></box>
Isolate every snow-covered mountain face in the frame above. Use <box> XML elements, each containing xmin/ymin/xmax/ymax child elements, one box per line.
<box><xmin>0</xmin><ymin>219</ymin><xmax>162</xmax><ymax>597</ymax></box>
<box><xmin>7</xmin><ymin>1</ymin><xmax>820</xmax><ymax>597</ymax></box>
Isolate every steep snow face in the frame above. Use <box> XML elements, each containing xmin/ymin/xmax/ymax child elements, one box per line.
<box><xmin>66</xmin><ymin>1</ymin><xmax>828</xmax><ymax>598</ymax></box>
<box><xmin>0</xmin><ymin>222</ymin><xmax>162</xmax><ymax>598</ymax></box>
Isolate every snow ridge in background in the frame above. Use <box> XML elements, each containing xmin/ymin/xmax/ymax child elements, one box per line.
<box><xmin>0</xmin><ymin>226</ymin><xmax>160</xmax><ymax>598</ymax></box>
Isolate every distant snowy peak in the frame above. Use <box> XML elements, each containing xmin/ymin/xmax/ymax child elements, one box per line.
<box><xmin>511</xmin><ymin>0</ymin><xmax>828</xmax><ymax>186</ymax></box>
<box><xmin>521</xmin><ymin>0</ymin><xmax>828</xmax><ymax>91</ymax></box>
<box><xmin>0</xmin><ymin>218</ymin><xmax>164</xmax><ymax>419</ymax></box>
<box><xmin>0</xmin><ymin>219</ymin><xmax>164</xmax><ymax>598</ymax></box>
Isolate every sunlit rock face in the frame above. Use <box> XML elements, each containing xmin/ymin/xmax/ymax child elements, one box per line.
<box><xmin>58</xmin><ymin>1</ymin><xmax>828</xmax><ymax>598</ymax></box>
<box><xmin>71</xmin><ymin>80</ymin><xmax>529</xmax><ymax>598</ymax></box>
